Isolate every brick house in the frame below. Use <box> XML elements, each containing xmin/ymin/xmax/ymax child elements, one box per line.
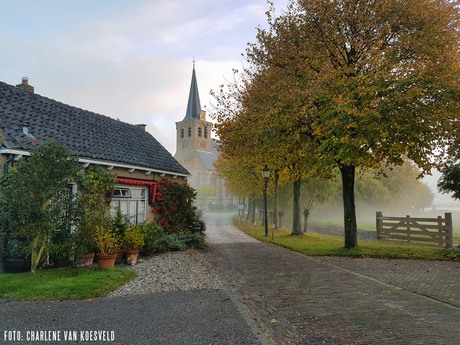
<box><xmin>0</xmin><ymin>77</ymin><xmax>189</xmax><ymax>224</ymax></box>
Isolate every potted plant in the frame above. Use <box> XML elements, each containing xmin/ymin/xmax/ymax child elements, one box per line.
<box><xmin>93</xmin><ymin>226</ymin><xmax>119</xmax><ymax>269</ymax></box>
<box><xmin>48</xmin><ymin>242</ymin><xmax>74</xmax><ymax>268</ymax></box>
<box><xmin>122</xmin><ymin>225</ymin><xmax>145</xmax><ymax>265</ymax></box>
<box><xmin>3</xmin><ymin>239</ymin><xmax>31</xmax><ymax>273</ymax></box>
<box><xmin>74</xmin><ymin>228</ymin><xmax>97</xmax><ymax>269</ymax></box>
<box><xmin>109</xmin><ymin>207</ymin><xmax>131</xmax><ymax>260</ymax></box>
<box><xmin>48</xmin><ymin>231</ymin><xmax>78</xmax><ymax>268</ymax></box>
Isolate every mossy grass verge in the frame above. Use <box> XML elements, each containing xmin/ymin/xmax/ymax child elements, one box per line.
<box><xmin>0</xmin><ymin>267</ymin><xmax>137</xmax><ymax>301</ymax></box>
<box><xmin>234</xmin><ymin>218</ymin><xmax>459</xmax><ymax>261</ymax></box>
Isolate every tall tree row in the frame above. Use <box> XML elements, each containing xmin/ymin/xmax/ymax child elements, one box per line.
<box><xmin>213</xmin><ymin>0</ymin><xmax>460</xmax><ymax>248</ymax></box>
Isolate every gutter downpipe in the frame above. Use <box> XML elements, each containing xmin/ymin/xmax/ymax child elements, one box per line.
<box><xmin>3</xmin><ymin>154</ymin><xmax>14</xmax><ymax>175</ymax></box>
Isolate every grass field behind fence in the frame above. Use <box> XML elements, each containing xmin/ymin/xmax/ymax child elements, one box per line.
<box><xmin>233</xmin><ymin>218</ymin><xmax>460</xmax><ymax>261</ymax></box>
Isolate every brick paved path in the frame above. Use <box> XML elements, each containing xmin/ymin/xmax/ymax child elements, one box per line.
<box><xmin>204</xmin><ymin>213</ymin><xmax>460</xmax><ymax>345</ymax></box>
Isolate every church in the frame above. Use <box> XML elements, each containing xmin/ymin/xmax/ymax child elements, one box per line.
<box><xmin>174</xmin><ymin>65</ymin><xmax>235</xmax><ymax>211</ymax></box>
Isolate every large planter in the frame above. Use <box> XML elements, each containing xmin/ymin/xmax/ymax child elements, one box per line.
<box><xmin>52</xmin><ymin>257</ymin><xmax>72</xmax><ymax>268</ymax></box>
<box><xmin>3</xmin><ymin>257</ymin><xmax>30</xmax><ymax>273</ymax></box>
<box><xmin>124</xmin><ymin>250</ymin><xmax>139</xmax><ymax>265</ymax></box>
<box><xmin>76</xmin><ymin>253</ymin><xmax>95</xmax><ymax>269</ymax></box>
<box><xmin>96</xmin><ymin>253</ymin><xmax>117</xmax><ymax>269</ymax></box>
<box><xmin>115</xmin><ymin>249</ymin><xmax>124</xmax><ymax>261</ymax></box>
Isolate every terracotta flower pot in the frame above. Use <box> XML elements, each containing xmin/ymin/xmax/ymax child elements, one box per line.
<box><xmin>124</xmin><ymin>250</ymin><xmax>139</xmax><ymax>265</ymax></box>
<box><xmin>76</xmin><ymin>253</ymin><xmax>95</xmax><ymax>269</ymax></box>
<box><xmin>96</xmin><ymin>253</ymin><xmax>117</xmax><ymax>269</ymax></box>
<box><xmin>115</xmin><ymin>249</ymin><xmax>124</xmax><ymax>261</ymax></box>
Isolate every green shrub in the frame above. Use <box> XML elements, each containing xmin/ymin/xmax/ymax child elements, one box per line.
<box><xmin>157</xmin><ymin>235</ymin><xmax>187</xmax><ymax>252</ymax></box>
<box><xmin>122</xmin><ymin>226</ymin><xmax>145</xmax><ymax>251</ymax></box>
<box><xmin>154</xmin><ymin>180</ymin><xmax>201</xmax><ymax>235</ymax></box>
<box><xmin>140</xmin><ymin>223</ymin><xmax>164</xmax><ymax>254</ymax></box>
<box><xmin>185</xmin><ymin>233</ymin><xmax>206</xmax><ymax>249</ymax></box>
<box><xmin>109</xmin><ymin>207</ymin><xmax>131</xmax><ymax>241</ymax></box>
<box><xmin>189</xmin><ymin>217</ymin><xmax>206</xmax><ymax>234</ymax></box>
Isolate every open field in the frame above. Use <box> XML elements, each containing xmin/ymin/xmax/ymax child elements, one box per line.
<box><xmin>309</xmin><ymin>208</ymin><xmax>460</xmax><ymax>243</ymax></box>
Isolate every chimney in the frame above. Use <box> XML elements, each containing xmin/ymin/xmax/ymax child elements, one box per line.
<box><xmin>136</xmin><ymin>124</ymin><xmax>147</xmax><ymax>131</ymax></box>
<box><xmin>16</xmin><ymin>77</ymin><xmax>34</xmax><ymax>93</ymax></box>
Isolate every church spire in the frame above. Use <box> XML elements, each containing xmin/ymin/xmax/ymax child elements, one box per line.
<box><xmin>183</xmin><ymin>62</ymin><xmax>202</xmax><ymax>121</ymax></box>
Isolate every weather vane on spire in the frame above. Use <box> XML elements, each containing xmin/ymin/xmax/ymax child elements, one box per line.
<box><xmin>192</xmin><ymin>56</ymin><xmax>196</xmax><ymax>68</ymax></box>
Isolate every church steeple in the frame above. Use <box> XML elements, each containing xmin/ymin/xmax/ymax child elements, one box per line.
<box><xmin>175</xmin><ymin>61</ymin><xmax>212</xmax><ymax>159</ymax></box>
<box><xmin>183</xmin><ymin>64</ymin><xmax>202</xmax><ymax>120</ymax></box>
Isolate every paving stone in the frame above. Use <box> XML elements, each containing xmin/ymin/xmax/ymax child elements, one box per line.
<box><xmin>204</xmin><ymin>213</ymin><xmax>460</xmax><ymax>345</ymax></box>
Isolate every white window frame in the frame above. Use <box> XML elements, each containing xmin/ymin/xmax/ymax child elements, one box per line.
<box><xmin>110</xmin><ymin>186</ymin><xmax>147</xmax><ymax>225</ymax></box>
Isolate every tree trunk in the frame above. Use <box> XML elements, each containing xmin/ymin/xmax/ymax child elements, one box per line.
<box><xmin>278</xmin><ymin>212</ymin><xmax>284</xmax><ymax>228</ymax></box>
<box><xmin>303</xmin><ymin>209</ymin><xmax>310</xmax><ymax>233</ymax></box>
<box><xmin>251</xmin><ymin>197</ymin><xmax>256</xmax><ymax>223</ymax></box>
<box><xmin>273</xmin><ymin>171</ymin><xmax>279</xmax><ymax>229</ymax></box>
<box><xmin>340</xmin><ymin>164</ymin><xmax>358</xmax><ymax>248</ymax></box>
<box><xmin>292</xmin><ymin>178</ymin><xmax>302</xmax><ymax>235</ymax></box>
<box><xmin>247</xmin><ymin>197</ymin><xmax>252</xmax><ymax>221</ymax></box>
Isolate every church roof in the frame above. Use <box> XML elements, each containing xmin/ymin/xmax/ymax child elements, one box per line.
<box><xmin>0</xmin><ymin>80</ymin><xmax>189</xmax><ymax>176</ymax></box>
<box><xmin>197</xmin><ymin>140</ymin><xmax>219</xmax><ymax>171</ymax></box>
<box><xmin>183</xmin><ymin>67</ymin><xmax>202</xmax><ymax>120</ymax></box>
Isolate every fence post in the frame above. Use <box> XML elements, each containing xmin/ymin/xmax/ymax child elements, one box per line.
<box><xmin>406</xmin><ymin>215</ymin><xmax>411</xmax><ymax>244</ymax></box>
<box><xmin>445</xmin><ymin>213</ymin><xmax>453</xmax><ymax>249</ymax></box>
<box><xmin>437</xmin><ymin>216</ymin><xmax>443</xmax><ymax>247</ymax></box>
<box><xmin>376</xmin><ymin>211</ymin><xmax>382</xmax><ymax>239</ymax></box>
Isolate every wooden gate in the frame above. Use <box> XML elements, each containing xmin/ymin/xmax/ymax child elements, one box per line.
<box><xmin>376</xmin><ymin>212</ymin><xmax>453</xmax><ymax>248</ymax></box>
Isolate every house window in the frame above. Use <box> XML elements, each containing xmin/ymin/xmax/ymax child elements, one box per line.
<box><xmin>113</xmin><ymin>188</ymin><xmax>131</xmax><ymax>198</ymax></box>
<box><xmin>188</xmin><ymin>127</ymin><xmax>191</xmax><ymax>137</ymax></box>
<box><xmin>204</xmin><ymin>128</ymin><xmax>208</xmax><ymax>138</ymax></box>
<box><xmin>198</xmin><ymin>127</ymin><xmax>202</xmax><ymax>137</ymax></box>
<box><xmin>110</xmin><ymin>186</ymin><xmax>146</xmax><ymax>225</ymax></box>
<box><xmin>180</xmin><ymin>128</ymin><xmax>184</xmax><ymax>138</ymax></box>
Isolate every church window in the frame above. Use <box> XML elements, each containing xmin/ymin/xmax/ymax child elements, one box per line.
<box><xmin>180</xmin><ymin>128</ymin><xmax>184</xmax><ymax>138</ymax></box>
<box><xmin>198</xmin><ymin>127</ymin><xmax>202</xmax><ymax>137</ymax></box>
<box><xmin>188</xmin><ymin>127</ymin><xmax>191</xmax><ymax>137</ymax></box>
<box><xmin>204</xmin><ymin>127</ymin><xmax>208</xmax><ymax>138</ymax></box>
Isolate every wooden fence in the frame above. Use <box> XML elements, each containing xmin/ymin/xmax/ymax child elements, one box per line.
<box><xmin>376</xmin><ymin>212</ymin><xmax>453</xmax><ymax>248</ymax></box>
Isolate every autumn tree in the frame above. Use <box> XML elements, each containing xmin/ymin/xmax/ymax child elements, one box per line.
<box><xmin>212</xmin><ymin>63</ymin><xmax>318</xmax><ymax>235</ymax></box>
<box><xmin>233</xmin><ymin>0</ymin><xmax>460</xmax><ymax>248</ymax></box>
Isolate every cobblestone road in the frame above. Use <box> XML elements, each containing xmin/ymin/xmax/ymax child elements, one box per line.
<box><xmin>204</xmin><ymin>213</ymin><xmax>460</xmax><ymax>345</ymax></box>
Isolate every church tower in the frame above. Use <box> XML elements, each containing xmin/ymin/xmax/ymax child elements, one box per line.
<box><xmin>174</xmin><ymin>64</ymin><xmax>213</xmax><ymax>186</ymax></box>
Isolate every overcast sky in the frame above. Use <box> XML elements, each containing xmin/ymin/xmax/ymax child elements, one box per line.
<box><xmin>0</xmin><ymin>0</ymin><xmax>457</xmax><ymax>205</ymax></box>
<box><xmin>0</xmin><ymin>0</ymin><xmax>288</xmax><ymax>152</ymax></box>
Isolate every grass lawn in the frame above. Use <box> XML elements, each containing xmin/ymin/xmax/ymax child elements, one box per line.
<box><xmin>310</xmin><ymin>210</ymin><xmax>460</xmax><ymax>243</ymax></box>
<box><xmin>0</xmin><ymin>267</ymin><xmax>137</xmax><ymax>301</ymax></box>
<box><xmin>234</xmin><ymin>218</ymin><xmax>460</xmax><ymax>261</ymax></box>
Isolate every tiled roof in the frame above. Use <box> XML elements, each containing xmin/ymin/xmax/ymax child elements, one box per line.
<box><xmin>0</xmin><ymin>81</ymin><xmax>189</xmax><ymax>175</ymax></box>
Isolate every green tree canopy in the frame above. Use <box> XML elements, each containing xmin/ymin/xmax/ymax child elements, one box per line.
<box><xmin>0</xmin><ymin>140</ymin><xmax>81</xmax><ymax>271</ymax></box>
<box><xmin>438</xmin><ymin>162</ymin><xmax>460</xmax><ymax>200</ymax></box>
